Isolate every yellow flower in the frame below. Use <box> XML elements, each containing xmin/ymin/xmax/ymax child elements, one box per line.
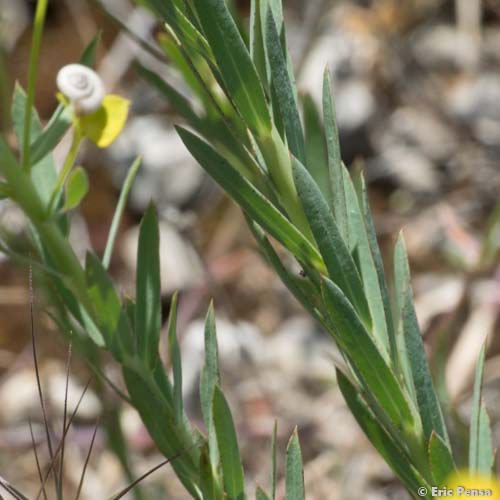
<box><xmin>442</xmin><ymin>470</ymin><xmax>500</xmax><ymax>499</ymax></box>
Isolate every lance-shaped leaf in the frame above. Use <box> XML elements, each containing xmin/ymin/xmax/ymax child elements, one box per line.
<box><xmin>323</xmin><ymin>69</ymin><xmax>347</xmax><ymax>239</ymax></box>
<box><xmin>322</xmin><ymin>277</ymin><xmax>414</xmax><ymax>428</ymax></box>
<box><xmin>303</xmin><ymin>94</ymin><xmax>330</xmax><ymax>203</ymax></box>
<box><xmin>469</xmin><ymin>344</ymin><xmax>494</xmax><ymax>475</ymax></box>
<box><xmin>266</xmin><ymin>11</ymin><xmax>306</xmax><ymax>164</ymax></box>
<box><xmin>192</xmin><ymin>0</ymin><xmax>271</xmax><ymax>136</ymax></box>
<box><xmin>178</xmin><ymin>128</ymin><xmax>324</xmax><ymax>271</ymax></box>
<box><xmin>292</xmin><ymin>157</ymin><xmax>371</xmax><ymax>327</ymax></box>
<box><xmin>285</xmin><ymin>429</ymin><xmax>305</xmax><ymax>500</ymax></box>
<box><xmin>343</xmin><ymin>168</ymin><xmax>390</xmax><ymax>359</ymax></box>
<box><xmin>394</xmin><ymin>234</ymin><xmax>450</xmax><ymax>445</ymax></box>
<box><xmin>354</xmin><ymin>171</ymin><xmax>398</xmax><ymax>365</ymax></box>
<box><xmin>135</xmin><ymin>204</ymin><xmax>161</xmax><ymax>366</ymax></box>
<box><xmin>213</xmin><ymin>385</ymin><xmax>245</xmax><ymax>500</ymax></box>
<box><xmin>85</xmin><ymin>252</ymin><xmax>121</xmax><ymax>349</ymax></box>
<box><xmin>337</xmin><ymin>369</ymin><xmax>429</xmax><ymax>494</ymax></box>
<box><xmin>167</xmin><ymin>292</ymin><xmax>183</xmax><ymax>424</ymax></box>
<box><xmin>428</xmin><ymin>431</ymin><xmax>456</xmax><ymax>486</ymax></box>
<box><xmin>62</xmin><ymin>167</ymin><xmax>89</xmax><ymax>212</ymax></box>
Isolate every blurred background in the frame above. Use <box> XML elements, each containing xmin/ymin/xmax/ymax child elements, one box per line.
<box><xmin>0</xmin><ymin>0</ymin><xmax>499</xmax><ymax>498</ymax></box>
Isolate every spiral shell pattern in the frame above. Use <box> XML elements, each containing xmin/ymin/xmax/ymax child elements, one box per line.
<box><xmin>56</xmin><ymin>64</ymin><xmax>105</xmax><ymax>115</ymax></box>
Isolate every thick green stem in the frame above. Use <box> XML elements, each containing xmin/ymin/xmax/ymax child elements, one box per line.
<box><xmin>22</xmin><ymin>0</ymin><xmax>49</xmax><ymax>170</ymax></box>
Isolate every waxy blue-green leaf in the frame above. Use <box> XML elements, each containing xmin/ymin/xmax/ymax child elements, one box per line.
<box><xmin>292</xmin><ymin>158</ymin><xmax>371</xmax><ymax>327</ymax></box>
<box><xmin>212</xmin><ymin>385</ymin><xmax>245</xmax><ymax>500</ymax></box>
<box><xmin>62</xmin><ymin>167</ymin><xmax>89</xmax><ymax>212</ymax></box>
<box><xmin>469</xmin><ymin>344</ymin><xmax>494</xmax><ymax>475</ymax></box>
<box><xmin>428</xmin><ymin>431</ymin><xmax>456</xmax><ymax>486</ymax></box>
<box><xmin>343</xmin><ymin>167</ymin><xmax>390</xmax><ymax>358</ymax></box>
<box><xmin>285</xmin><ymin>429</ymin><xmax>305</xmax><ymax>500</ymax></box>
<box><xmin>122</xmin><ymin>367</ymin><xmax>201</xmax><ymax>498</ymax></box>
<box><xmin>200</xmin><ymin>303</ymin><xmax>221</xmax><ymax>477</ymax></box>
<box><xmin>394</xmin><ymin>234</ymin><xmax>449</xmax><ymax>445</ymax></box>
<box><xmin>266</xmin><ymin>11</ymin><xmax>306</xmax><ymax>164</ymax></box>
<box><xmin>178</xmin><ymin>128</ymin><xmax>324</xmax><ymax>271</ymax></box>
<box><xmin>337</xmin><ymin>369</ymin><xmax>429</xmax><ymax>494</ymax></box>
<box><xmin>85</xmin><ymin>252</ymin><xmax>121</xmax><ymax>349</ymax></box>
<box><xmin>322</xmin><ymin>277</ymin><xmax>414</xmax><ymax>428</ymax></box>
<box><xmin>354</xmin><ymin>170</ymin><xmax>398</xmax><ymax>364</ymax></box>
<box><xmin>192</xmin><ymin>0</ymin><xmax>271</xmax><ymax>135</ymax></box>
<box><xmin>303</xmin><ymin>93</ymin><xmax>330</xmax><ymax>203</ymax></box>
<box><xmin>250</xmin><ymin>0</ymin><xmax>268</xmax><ymax>89</ymax></box>
<box><xmin>135</xmin><ymin>204</ymin><xmax>161</xmax><ymax>367</ymax></box>
<box><xmin>323</xmin><ymin>69</ymin><xmax>348</xmax><ymax>239</ymax></box>
<box><xmin>167</xmin><ymin>292</ymin><xmax>183</xmax><ymax>424</ymax></box>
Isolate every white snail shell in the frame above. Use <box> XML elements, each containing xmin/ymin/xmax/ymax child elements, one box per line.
<box><xmin>56</xmin><ymin>64</ymin><xmax>105</xmax><ymax>115</ymax></box>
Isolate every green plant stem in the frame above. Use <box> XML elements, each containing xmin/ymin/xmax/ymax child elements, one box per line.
<box><xmin>47</xmin><ymin>130</ymin><xmax>83</xmax><ymax>217</ymax></box>
<box><xmin>22</xmin><ymin>0</ymin><xmax>49</xmax><ymax>171</ymax></box>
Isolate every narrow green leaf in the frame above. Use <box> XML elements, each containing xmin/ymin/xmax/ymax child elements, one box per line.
<box><xmin>80</xmin><ymin>32</ymin><xmax>101</xmax><ymax>68</ymax></box>
<box><xmin>200</xmin><ymin>303</ymin><xmax>221</xmax><ymax>477</ymax></box>
<box><xmin>178</xmin><ymin>128</ymin><xmax>324</xmax><ymax>272</ymax></box>
<box><xmin>323</xmin><ymin>69</ymin><xmax>347</xmax><ymax>239</ymax></box>
<box><xmin>476</xmin><ymin>405</ymin><xmax>494</xmax><ymax>475</ymax></box>
<box><xmin>428</xmin><ymin>431</ymin><xmax>456</xmax><ymax>486</ymax></box>
<box><xmin>250</xmin><ymin>0</ymin><xmax>268</xmax><ymax>89</ymax></box>
<box><xmin>62</xmin><ymin>167</ymin><xmax>89</xmax><ymax>212</ymax></box>
<box><xmin>337</xmin><ymin>369</ymin><xmax>429</xmax><ymax>494</ymax></box>
<box><xmin>103</xmin><ymin>156</ymin><xmax>142</xmax><ymax>269</ymax></box>
<box><xmin>469</xmin><ymin>344</ymin><xmax>494</xmax><ymax>475</ymax></box>
<box><xmin>393</xmin><ymin>233</ymin><xmax>417</xmax><ymax>404</ymax></box>
<box><xmin>343</xmin><ymin>168</ymin><xmax>390</xmax><ymax>358</ymax></box>
<box><xmin>302</xmin><ymin>94</ymin><xmax>330</xmax><ymax>203</ymax></box>
<box><xmin>29</xmin><ymin>105</ymin><xmax>72</xmax><ymax>166</ymax></box>
<box><xmin>271</xmin><ymin>420</ymin><xmax>277</xmax><ymax>500</ymax></box>
<box><xmin>322</xmin><ymin>277</ymin><xmax>414</xmax><ymax>429</ymax></box>
<box><xmin>292</xmin><ymin>157</ymin><xmax>371</xmax><ymax>327</ymax></box>
<box><xmin>285</xmin><ymin>429</ymin><xmax>305</xmax><ymax>500</ymax></box>
<box><xmin>200</xmin><ymin>303</ymin><xmax>221</xmax><ymax>428</ymax></box>
<box><xmin>136</xmin><ymin>64</ymin><xmax>200</xmax><ymax>125</ymax></box>
<box><xmin>354</xmin><ymin>171</ymin><xmax>398</xmax><ymax>366</ymax></box>
<box><xmin>135</xmin><ymin>204</ymin><xmax>161</xmax><ymax>366</ymax></box>
<box><xmin>199</xmin><ymin>443</ymin><xmax>219</xmax><ymax>500</ymax></box>
<box><xmin>394</xmin><ymin>234</ymin><xmax>450</xmax><ymax>445</ymax></box>
<box><xmin>266</xmin><ymin>11</ymin><xmax>306</xmax><ymax>164</ymax></box>
<box><xmin>213</xmin><ymin>385</ymin><xmax>245</xmax><ymax>500</ymax></box>
<box><xmin>85</xmin><ymin>252</ymin><xmax>121</xmax><ymax>348</ymax></box>
<box><xmin>111</xmin><ymin>309</ymin><xmax>136</xmax><ymax>363</ymax></box>
<box><xmin>167</xmin><ymin>292</ymin><xmax>183</xmax><ymax>424</ymax></box>
<box><xmin>256</xmin><ymin>486</ymin><xmax>271</xmax><ymax>500</ymax></box>
<box><xmin>122</xmin><ymin>367</ymin><xmax>200</xmax><ymax>498</ymax></box>
<box><xmin>192</xmin><ymin>0</ymin><xmax>271</xmax><ymax>135</ymax></box>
